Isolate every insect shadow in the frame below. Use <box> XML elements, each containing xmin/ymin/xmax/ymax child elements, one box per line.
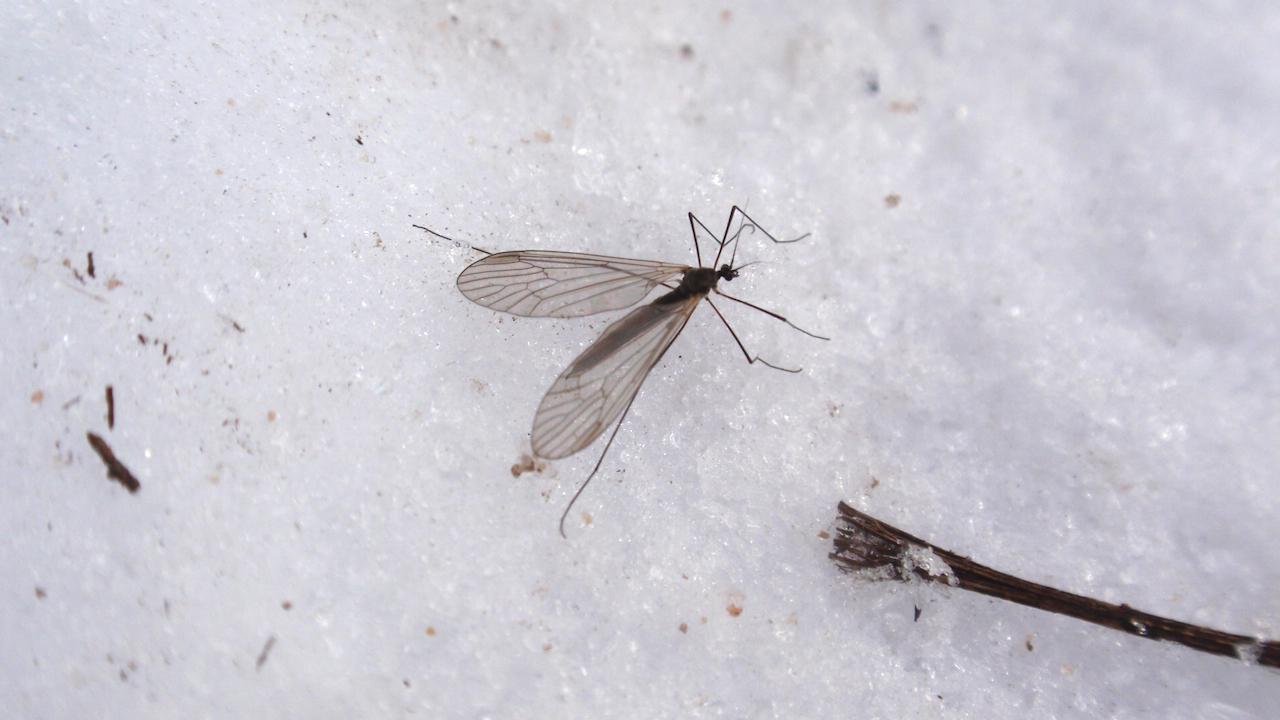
<box><xmin>421</xmin><ymin>207</ymin><xmax>827</xmax><ymax>537</ymax></box>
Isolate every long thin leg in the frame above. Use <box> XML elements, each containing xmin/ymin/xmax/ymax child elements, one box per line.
<box><xmin>715</xmin><ymin>205</ymin><xmax>811</xmax><ymax>268</ymax></box>
<box><xmin>713</xmin><ymin>288</ymin><xmax>830</xmax><ymax>340</ymax></box>
<box><xmin>705</xmin><ymin>298</ymin><xmax>801</xmax><ymax>373</ymax></box>
<box><xmin>558</xmin><ymin>382</ymin><xmax>639</xmax><ymax>538</ymax></box>
<box><xmin>685</xmin><ymin>212</ymin><xmax>706</xmax><ymax>267</ymax></box>
<box><xmin>413</xmin><ymin>224</ymin><xmax>492</xmax><ymax>255</ymax></box>
<box><xmin>690</xmin><ymin>211</ymin><xmax>732</xmax><ymax>267</ymax></box>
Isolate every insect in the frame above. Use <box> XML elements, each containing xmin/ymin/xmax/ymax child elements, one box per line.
<box><xmin>443</xmin><ymin>207</ymin><xmax>826</xmax><ymax>536</ymax></box>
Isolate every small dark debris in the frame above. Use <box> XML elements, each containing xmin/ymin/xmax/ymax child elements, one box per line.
<box><xmin>913</xmin><ymin>605</ymin><xmax>922</xmax><ymax>622</ymax></box>
<box><xmin>255</xmin><ymin>635</ymin><xmax>276</xmax><ymax>670</ymax></box>
<box><xmin>679</xmin><ymin>44</ymin><xmax>694</xmax><ymax>59</ymax></box>
<box><xmin>232</xmin><ymin>320</ymin><xmax>245</xmax><ymax>333</ymax></box>
<box><xmin>355</xmin><ymin>135</ymin><xmax>363</xmax><ymax>146</ymax></box>
<box><xmin>863</xmin><ymin>70</ymin><xmax>880</xmax><ymax>95</ymax></box>
<box><xmin>817</xmin><ymin>530</ymin><xmax>830</xmax><ymax>540</ymax></box>
<box><xmin>884</xmin><ymin>194</ymin><xmax>901</xmax><ymax>209</ymax></box>
<box><xmin>137</xmin><ymin>333</ymin><xmax>147</xmax><ymax>345</ymax></box>
<box><xmin>62</xmin><ymin>258</ymin><xmax>86</xmax><ymax>284</ymax></box>
<box><xmin>403</xmin><ymin>679</ymin><xmax>411</xmax><ymax>688</ymax></box>
<box><xmin>1025</xmin><ymin>635</ymin><xmax>1035</xmax><ymax>651</ymax></box>
<box><xmin>86</xmin><ymin>432</ymin><xmax>140</xmax><ymax>493</ymax></box>
<box><xmin>86</xmin><ymin>252</ymin><xmax>96</xmax><ymax>278</ymax></box>
<box><xmin>281</xmin><ymin>600</ymin><xmax>292</xmax><ymax>610</ymax></box>
<box><xmin>105</xmin><ymin>385</ymin><xmax>115</xmax><ymax>429</ymax></box>
<box><xmin>62</xmin><ymin>395</ymin><xmax>81</xmax><ymax>410</ymax></box>
<box><xmin>35</xmin><ymin>586</ymin><xmax>47</xmax><ymax>599</ymax></box>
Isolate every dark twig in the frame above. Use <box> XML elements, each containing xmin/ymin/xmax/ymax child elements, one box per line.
<box><xmin>830</xmin><ymin>501</ymin><xmax>1278</xmax><ymax>668</ymax></box>
<box><xmin>85</xmin><ymin>432</ymin><xmax>140</xmax><ymax>493</ymax></box>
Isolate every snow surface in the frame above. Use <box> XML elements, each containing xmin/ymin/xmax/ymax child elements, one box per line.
<box><xmin>3</xmin><ymin>0</ymin><xmax>1278</xmax><ymax>717</ymax></box>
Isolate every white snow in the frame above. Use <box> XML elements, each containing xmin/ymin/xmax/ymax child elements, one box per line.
<box><xmin>2</xmin><ymin>0</ymin><xmax>1278</xmax><ymax>717</ymax></box>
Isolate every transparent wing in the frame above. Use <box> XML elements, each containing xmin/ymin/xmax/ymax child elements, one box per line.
<box><xmin>531</xmin><ymin>296</ymin><xmax>699</xmax><ymax>459</ymax></box>
<box><xmin>457</xmin><ymin>251</ymin><xmax>689</xmax><ymax>318</ymax></box>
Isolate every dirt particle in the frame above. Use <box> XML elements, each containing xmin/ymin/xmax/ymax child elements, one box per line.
<box><xmin>35</xmin><ymin>586</ymin><xmax>47</xmax><ymax>599</ymax></box>
<box><xmin>727</xmin><ymin>603</ymin><xmax>743</xmax><ymax>618</ymax></box>
<box><xmin>679</xmin><ymin>44</ymin><xmax>694</xmax><ymax>59</ymax></box>
<box><xmin>678</xmin><ymin>622</ymin><xmax>688</xmax><ymax>634</ymax></box>
<box><xmin>889</xmin><ymin>100</ymin><xmax>918</xmax><ymax>114</ymax></box>
<box><xmin>105</xmin><ymin>277</ymin><xmax>123</xmax><ymax>290</ymax></box>
<box><xmin>425</xmin><ymin>626</ymin><xmax>436</xmax><ymax>637</ymax></box>
<box><xmin>266</xmin><ymin>410</ymin><xmax>277</xmax><ymax>422</ymax></box>
<box><xmin>255</xmin><ymin>635</ymin><xmax>276</xmax><ymax>670</ymax></box>
<box><xmin>533</xmin><ymin>129</ymin><xmax>552</xmax><ymax>143</ymax></box>
<box><xmin>817</xmin><ymin>530</ymin><xmax>830</xmax><ymax>540</ymax></box>
<box><xmin>884</xmin><ymin>193</ymin><xmax>901</xmax><ymax>208</ymax></box>
<box><xmin>86</xmin><ymin>251</ymin><xmax>96</xmax><ymax>278</ymax></box>
<box><xmin>30</xmin><ymin>390</ymin><xmax>44</xmax><ymax>404</ymax></box>
<box><xmin>281</xmin><ymin>601</ymin><xmax>292</xmax><ymax>611</ymax></box>
<box><xmin>1025</xmin><ymin>634</ymin><xmax>1035</xmax><ymax>651</ymax></box>
<box><xmin>61</xmin><ymin>258</ymin><xmax>85</xmax><ymax>284</ymax></box>
<box><xmin>355</xmin><ymin>135</ymin><xmax>364</xmax><ymax>145</ymax></box>
<box><xmin>105</xmin><ymin>385</ymin><xmax>115</xmax><ymax>429</ymax></box>
<box><xmin>510</xmin><ymin>454</ymin><xmax>547</xmax><ymax>477</ymax></box>
<box><xmin>580</xmin><ymin>511</ymin><xmax>592</xmax><ymax>526</ymax></box>
<box><xmin>542</xmin><ymin>643</ymin><xmax>552</xmax><ymax>652</ymax></box>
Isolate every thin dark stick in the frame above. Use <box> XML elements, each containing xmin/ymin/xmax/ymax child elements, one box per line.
<box><xmin>829</xmin><ymin>501</ymin><xmax>1278</xmax><ymax>668</ymax></box>
<box><xmin>255</xmin><ymin>635</ymin><xmax>277</xmax><ymax>670</ymax></box>
<box><xmin>105</xmin><ymin>385</ymin><xmax>115</xmax><ymax>430</ymax></box>
<box><xmin>85</xmin><ymin>432</ymin><xmax>140</xmax><ymax>493</ymax></box>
